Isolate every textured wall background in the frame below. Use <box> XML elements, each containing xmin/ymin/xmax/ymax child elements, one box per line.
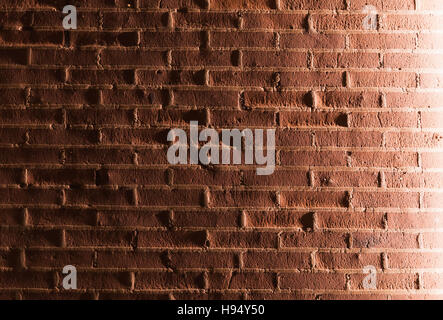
<box><xmin>0</xmin><ymin>0</ymin><xmax>443</xmax><ymax>300</ymax></box>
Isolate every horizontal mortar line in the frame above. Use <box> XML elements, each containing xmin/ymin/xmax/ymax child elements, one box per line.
<box><xmin>330</xmin><ymin>207</ymin><xmax>438</xmax><ymax>213</ymax></box>
<box><xmin>160</xmin><ymin>186</ymin><xmax>443</xmax><ymax>192</ymax></box>
<box><xmin>26</xmin><ymin>267</ymin><xmax>246</xmax><ymax>272</ymax></box>
<box><xmin>320</xmin><ymin>227</ymin><xmax>443</xmax><ymax>233</ymax></box>
<box><xmin>0</xmin><ymin>144</ymin><xmax>437</xmax><ymax>153</ymax></box>
<box><xmin>0</xmin><ymin>206</ymin><xmax>406</xmax><ymax>213</ymax></box>
<box><xmin>278</xmin><ymin>146</ymin><xmax>433</xmax><ymax>151</ymax></box>
<box><xmin>0</xmin><ymin>84</ymin><xmax>423</xmax><ymax>92</ymax></box>
<box><xmin>0</xmin><ymin>8</ymin><xmax>434</xmax><ymax>14</ymax></box>
<box><xmin>263</xmin><ymin>166</ymin><xmax>421</xmax><ymax>170</ymax></box>
<box><xmin>314</xmin><ymin>248</ymin><xmax>443</xmax><ymax>253</ymax></box>
<box><xmin>24</xmin><ymin>248</ymin><xmax>247</xmax><ymax>253</ymax></box>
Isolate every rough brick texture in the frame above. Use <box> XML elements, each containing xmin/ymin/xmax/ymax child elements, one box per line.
<box><xmin>0</xmin><ymin>0</ymin><xmax>443</xmax><ymax>300</ymax></box>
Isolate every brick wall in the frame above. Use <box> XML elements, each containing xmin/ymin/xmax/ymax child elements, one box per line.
<box><xmin>0</xmin><ymin>0</ymin><xmax>443</xmax><ymax>300</ymax></box>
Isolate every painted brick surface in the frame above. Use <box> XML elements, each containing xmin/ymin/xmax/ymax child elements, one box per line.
<box><xmin>0</xmin><ymin>0</ymin><xmax>443</xmax><ymax>300</ymax></box>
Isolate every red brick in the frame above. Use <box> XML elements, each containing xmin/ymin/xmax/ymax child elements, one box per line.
<box><xmin>280</xmin><ymin>150</ymin><xmax>347</xmax><ymax>166</ymax></box>
<box><xmin>316</xmin><ymin>252</ymin><xmax>382</xmax><ymax>270</ymax></box>
<box><xmin>350</xmin><ymin>71</ymin><xmax>416</xmax><ymax>88</ymax></box>
<box><xmin>210</xmin><ymin>71</ymin><xmax>275</xmax><ymax>87</ymax></box>
<box><xmin>243</xmin><ymin>51</ymin><xmax>307</xmax><ymax>68</ymax></box>
<box><xmin>244</xmin><ymin>251</ymin><xmax>311</xmax><ymax>269</ymax></box>
<box><xmin>280</xmin><ymin>272</ymin><xmax>346</xmax><ymax>290</ymax></box>
<box><xmin>317</xmin><ymin>212</ymin><xmax>385</xmax><ymax>229</ymax></box>
<box><xmin>136</xmin><ymin>271</ymin><xmax>204</xmax><ymax>289</ymax></box>
<box><xmin>28</xmin><ymin>208</ymin><xmax>96</xmax><ymax>226</ymax></box>
<box><xmin>282</xmin><ymin>0</ymin><xmax>346</xmax><ymax>10</ymax></box>
<box><xmin>314</xmin><ymin>52</ymin><xmax>380</xmax><ymax>68</ymax></box>
<box><xmin>211</xmin><ymin>109</ymin><xmax>275</xmax><ymax>127</ymax></box>
<box><xmin>312</xmin><ymin>14</ymin><xmax>371</xmax><ymax>31</ymax></box>
<box><xmin>137</xmin><ymin>108</ymin><xmax>207</xmax><ymax>125</ymax></box>
<box><xmin>0</xmin><ymin>188</ymin><xmax>60</xmax><ymax>205</ymax></box>
<box><xmin>211</xmin><ymin>32</ymin><xmax>275</xmax><ymax>48</ymax></box>
<box><xmin>349</xmin><ymin>0</ymin><xmax>415</xmax><ymax>10</ymax></box>
<box><xmin>67</xmin><ymin>109</ymin><xmax>134</xmax><ymax>125</ymax></box>
<box><xmin>32</xmin><ymin>48</ymin><xmax>97</xmax><ymax>66</ymax></box>
<box><xmin>100</xmin><ymin>128</ymin><xmax>168</xmax><ymax>145</ymax></box>
<box><xmin>209</xmin><ymin>271</ymin><xmax>275</xmax><ymax>289</ymax></box>
<box><xmin>382</xmin><ymin>14</ymin><xmax>443</xmax><ymax>31</ymax></box>
<box><xmin>138</xmin><ymin>230</ymin><xmax>206</xmax><ymax>248</ymax></box>
<box><xmin>0</xmin><ymin>48</ymin><xmax>28</xmax><ymax>65</ymax></box>
<box><xmin>208</xmin><ymin>231</ymin><xmax>278</xmax><ymax>248</ymax></box>
<box><xmin>174</xmin><ymin>90</ymin><xmax>239</xmax><ymax>107</ymax></box>
<box><xmin>70</xmin><ymin>31</ymin><xmax>139</xmax><ymax>47</ymax></box>
<box><xmin>141</xmin><ymin>31</ymin><xmax>200</xmax><ymax>48</ymax></box>
<box><xmin>69</xmin><ymin>69</ymin><xmax>135</xmax><ymax>85</ymax></box>
<box><xmin>170</xmin><ymin>251</ymin><xmax>237</xmax><ymax>268</ymax></box>
<box><xmin>423</xmin><ymin>273</ymin><xmax>443</xmax><ymax>289</ymax></box>
<box><xmin>28</xmin><ymin>169</ymin><xmax>95</xmax><ymax>186</ymax></box>
<box><xmin>101</xmin><ymin>49</ymin><xmax>166</xmax><ymax>66</ymax></box>
<box><xmin>138</xmin><ymin>70</ymin><xmax>205</xmax><ymax>85</ymax></box>
<box><xmin>281</xmin><ymin>231</ymin><xmax>349</xmax><ymax>248</ymax></box>
<box><xmin>97</xmin><ymin>210</ymin><xmax>167</xmax><ymax>227</ymax></box>
<box><xmin>175</xmin><ymin>12</ymin><xmax>239</xmax><ymax>28</ymax></box>
<box><xmin>0</xmin><ymin>147</ymin><xmax>61</xmax><ymax>164</ymax></box>
<box><xmin>350</xmin><ymin>151</ymin><xmax>418</xmax><ymax>168</ymax></box>
<box><xmin>352</xmin><ymin>192</ymin><xmax>420</xmax><ymax>209</ymax></box>
<box><xmin>313</xmin><ymin>171</ymin><xmax>379</xmax><ymax>187</ymax></box>
<box><xmin>0</xmin><ymin>209</ymin><xmax>23</xmax><ymax>226</ymax></box>
<box><xmin>0</xmin><ymin>228</ymin><xmax>61</xmax><ymax>247</ymax></box>
<box><xmin>173</xmin><ymin>210</ymin><xmax>240</xmax><ymax>228</ymax></box>
<box><xmin>0</xmin><ymin>89</ymin><xmax>26</xmax><ymax>105</ymax></box>
<box><xmin>211</xmin><ymin>0</ymin><xmax>275</xmax><ymax>9</ymax></box>
<box><xmin>172</xmin><ymin>50</ymin><xmax>237</xmax><ymax>67</ymax></box>
<box><xmin>102</xmin><ymin>89</ymin><xmax>168</xmax><ymax>106</ymax></box>
<box><xmin>73</xmin><ymin>271</ymin><xmax>131</xmax><ymax>290</ymax></box>
<box><xmin>66</xmin><ymin>188</ymin><xmax>134</xmax><ymax>206</ymax></box>
<box><xmin>422</xmin><ymin>152</ymin><xmax>443</xmax><ymax>169</ymax></box>
<box><xmin>385</xmin><ymin>53</ymin><xmax>443</xmax><ymax>69</ymax></box>
<box><xmin>103</xmin><ymin>12</ymin><xmax>166</xmax><ymax>29</ymax></box>
<box><xmin>65</xmin><ymin>230</ymin><xmax>132</xmax><ymax>247</ymax></box>
<box><xmin>210</xmin><ymin>190</ymin><xmax>277</xmax><ymax>208</ymax></box>
<box><xmin>281</xmin><ymin>33</ymin><xmax>346</xmax><ymax>49</ymax></box>
<box><xmin>318</xmin><ymin>90</ymin><xmax>381</xmax><ymax>108</ymax></box>
<box><xmin>0</xmin><ymin>271</ymin><xmax>54</xmax><ymax>289</ymax></box>
<box><xmin>0</xmin><ymin>68</ymin><xmax>64</xmax><ymax>84</ymax></box>
<box><xmin>65</xmin><ymin>147</ymin><xmax>133</xmax><ymax>164</ymax></box>
<box><xmin>385</xmin><ymin>132</ymin><xmax>443</xmax><ymax>149</ymax></box>
<box><xmin>95</xmin><ymin>250</ymin><xmax>164</xmax><ymax>268</ymax></box>
<box><xmin>244</xmin><ymin>91</ymin><xmax>311</xmax><ymax>107</ymax></box>
<box><xmin>315</xmin><ymin>131</ymin><xmax>383</xmax><ymax>147</ymax></box>
<box><xmin>243</xmin><ymin>13</ymin><xmax>305</xmax><ymax>30</ymax></box>
<box><xmin>243</xmin><ymin>169</ymin><xmax>309</xmax><ymax>187</ymax></box>
<box><xmin>31</xmin><ymin>88</ymin><xmax>100</xmax><ymax>105</ymax></box>
<box><xmin>350</xmin><ymin>33</ymin><xmax>416</xmax><ymax>49</ymax></box>
<box><xmin>138</xmin><ymin>188</ymin><xmax>203</xmax><ymax>206</ymax></box>
<box><xmin>174</xmin><ymin>168</ymin><xmax>241</xmax><ymax>186</ymax></box>
<box><xmin>281</xmin><ymin>111</ymin><xmax>348</xmax><ymax>127</ymax></box>
<box><xmin>280</xmin><ymin>71</ymin><xmax>344</xmax><ymax>88</ymax></box>
<box><xmin>28</xmin><ymin>128</ymin><xmax>100</xmax><ymax>145</ymax></box>
<box><xmin>27</xmin><ymin>249</ymin><xmax>94</xmax><ymax>268</ymax></box>
<box><xmin>245</xmin><ymin>210</ymin><xmax>313</xmax><ymax>229</ymax></box>
<box><xmin>352</xmin><ymin>232</ymin><xmax>419</xmax><ymax>249</ymax></box>
<box><xmin>389</xmin><ymin>252</ymin><xmax>443</xmax><ymax>269</ymax></box>
<box><xmin>350</xmin><ymin>112</ymin><xmax>418</xmax><ymax>128</ymax></box>
<box><xmin>0</xmin><ymin>30</ymin><xmax>63</xmax><ymax>45</ymax></box>
<box><xmin>350</xmin><ymin>273</ymin><xmax>419</xmax><ymax>290</ymax></box>
<box><xmin>424</xmin><ymin>192</ymin><xmax>443</xmax><ymax>208</ymax></box>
